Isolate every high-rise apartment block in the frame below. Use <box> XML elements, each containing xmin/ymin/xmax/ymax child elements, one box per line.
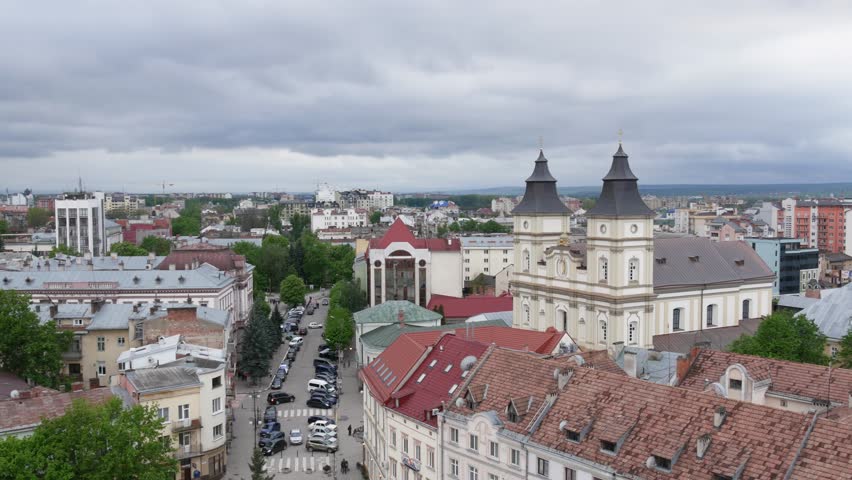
<box><xmin>55</xmin><ymin>192</ymin><xmax>107</xmax><ymax>256</ymax></box>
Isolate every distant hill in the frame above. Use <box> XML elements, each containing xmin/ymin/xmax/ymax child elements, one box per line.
<box><xmin>408</xmin><ymin>183</ymin><xmax>852</xmax><ymax>198</ymax></box>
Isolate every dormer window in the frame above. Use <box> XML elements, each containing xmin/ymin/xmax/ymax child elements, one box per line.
<box><xmin>566</xmin><ymin>430</ymin><xmax>580</xmax><ymax>443</ymax></box>
<box><xmin>653</xmin><ymin>455</ymin><xmax>672</xmax><ymax>471</ymax></box>
<box><xmin>729</xmin><ymin>378</ymin><xmax>742</xmax><ymax>390</ymax></box>
<box><xmin>506</xmin><ymin>402</ymin><xmax>519</xmax><ymax>423</ymax></box>
<box><xmin>600</xmin><ymin>440</ymin><xmax>617</xmax><ymax>453</ymax></box>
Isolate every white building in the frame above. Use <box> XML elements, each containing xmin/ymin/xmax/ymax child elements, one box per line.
<box><xmin>511</xmin><ymin>147</ymin><xmax>774</xmax><ymax>349</ymax></box>
<box><xmin>460</xmin><ymin>236</ymin><xmax>513</xmax><ymax>283</ymax></box>
<box><xmin>117</xmin><ymin>334</ymin><xmax>225</xmax><ymax>371</ymax></box>
<box><xmin>104</xmin><ymin>193</ymin><xmax>146</xmax><ymax>212</ymax></box>
<box><xmin>310</xmin><ymin>208</ymin><xmax>368</xmax><ymax>233</ymax></box>
<box><xmin>339</xmin><ymin>189</ymin><xmax>395</xmax><ymax>210</ymax></box>
<box><xmin>55</xmin><ymin>192</ymin><xmax>107</xmax><ymax>256</ymax></box>
<box><xmin>315</xmin><ymin>183</ymin><xmax>339</xmax><ymax>204</ymax></box>
<box><xmin>782</xmin><ymin>197</ymin><xmax>796</xmax><ymax>238</ymax></box>
<box><xmin>491</xmin><ymin>197</ymin><xmax>520</xmax><ymax>216</ymax></box>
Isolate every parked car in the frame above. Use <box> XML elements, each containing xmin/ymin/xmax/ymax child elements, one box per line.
<box><xmin>310</xmin><ymin>424</ymin><xmax>338</xmax><ymax>436</ymax></box>
<box><xmin>270</xmin><ymin>376</ymin><xmax>283</xmax><ymax>390</ymax></box>
<box><xmin>307</xmin><ymin>378</ymin><xmax>335</xmax><ymax>393</ymax></box>
<box><xmin>267</xmin><ymin>392</ymin><xmax>296</xmax><ymax>405</ymax></box>
<box><xmin>259</xmin><ymin>428</ymin><xmax>284</xmax><ymax>443</ymax></box>
<box><xmin>259</xmin><ymin>431</ymin><xmax>286</xmax><ymax>448</ymax></box>
<box><xmin>286</xmin><ymin>349</ymin><xmax>297</xmax><ymax>361</ymax></box>
<box><xmin>306</xmin><ymin>397</ymin><xmax>333</xmax><ymax>409</ymax></box>
<box><xmin>262</xmin><ymin>438</ymin><xmax>288</xmax><ymax>456</ymax></box>
<box><xmin>263</xmin><ymin>406</ymin><xmax>278</xmax><ymax>423</ymax></box>
<box><xmin>307</xmin><ymin>307</ymin><xmax>315</xmax><ymax>315</ymax></box>
<box><xmin>307</xmin><ymin>415</ymin><xmax>335</xmax><ymax>426</ymax></box>
<box><xmin>317</xmin><ymin>344</ymin><xmax>329</xmax><ymax>352</ymax></box>
<box><xmin>306</xmin><ymin>436</ymin><xmax>338</xmax><ymax>453</ymax></box>
<box><xmin>308</xmin><ymin>322</ymin><xmax>322</xmax><ymax>329</ymax></box>
<box><xmin>289</xmin><ymin>337</ymin><xmax>304</xmax><ymax>347</ymax></box>
<box><xmin>260</xmin><ymin>421</ymin><xmax>281</xmax><ymax>436</ymax></box>
<box><xmin>321</xmin><ymin>298</ymin><xmax>329</xmax><ymax>305</ymax></box>
<box><xmin>299</xmin><ymin>327</ymin><xmax>308</xmax><ymax>336</ymax></box>
<box><xmin>318</xmin><ymin>348</ymin><xmax>338</xmax><ymax>360</ymax></box>
<box><xmin>314</xmin><ymin>358</ymin><xmax>336</xmax><ymax>369</ymax></box>
<box><xmin>310</xmin><ymin>391</ymin><xmax>338</xmax><ymax>406</ymax></box>
<box><xmin>314</xmin><ymin>363</ymin><xmax>337</xmax><ymax>375</ymax></box>
<box><xmin>314</xmin><ymin>371</ymin><xmax>336</xmax><ymax>383</ymax></box>
<box><xmin>289</xmin><ymin>429</ymin><xmax>304</xmax><ymax>445</ymax></box>
<box><xmin>276</xmin><ymin>366</ymin><xmax>289</xmax><ymax>378</ymax></box>
<box><xmin>309</xmin><ymin>419</ymin><xmax>336</xmax><ymax>430</ymax></box>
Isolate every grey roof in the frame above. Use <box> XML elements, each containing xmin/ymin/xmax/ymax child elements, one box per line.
<box><xmin>613</xmin><ymin>347</ymin><xmax>683</xmax><ymax>385</ymax></box>
<box><xmin>652</xmin><ymin>317</ymin><xmax>764</xmax><ymax>354</ymax></box>
<box><xmin>459</xmin><ymin>236</ymin><xmax>514</xmax><ymax>248</ymax></box>
<box><xmin>136</xmin><ymin>303</ymin><xmax>229</xmax><ymax>327</ymax></box>
<box><xmin>798</xmin><ymin>283</ymin><xmax>852</xmax><ymax>340</ymax></box>
<box><xmin>31</xmin><ymin>303</ymin><xmax>133</xmax><ymax>330</ymax></box>
<box><xmin>360</xmin><ymin>319</ymin><xmax>510</xmax><ymax>349</ymax></box>
<box><xmin>825</xmin><ymin>252</ymin><xmax>852</xmax><ymax>263</ymax></box>
<box><xmin>1</xmin><ymin>264</ymin><xmax>234</xmax><ymax>291</ymax></box>
<box><xmin>652</xmin><ymin>238</ymin><xmax>775</xmax><ymax>289</ymax></box>
<box><xmin>6</xmin><ymin>255</ymin><xmax>166</xmax><ymax>272</ymax></box>
<box><xmin>511</xmin><ymin>150</ymin><xmax>570</xmax><ymax>215</ymax></box>
<box><xmin>160</xmin><ymin>356</ymin><xmax>225</xmax><ymax>372</ymax></box>
<box><xmin>586</xmin><ymin>144</ymin><xmax>655</xmax><ymax>218</ymax></box>
<box><xmin>466</xmin><ymin>311</ymin><xmax>514</xmax><ymax>324</ymax></box>
<box><xmin>777</xmin><ymin>294</ymin><xmax>819</xmax><ymax>310</ymax></box>
<box><xmin>125</xmin><ymin>366</ymin><xmax>202</xmax><ymax>394</ymax></box>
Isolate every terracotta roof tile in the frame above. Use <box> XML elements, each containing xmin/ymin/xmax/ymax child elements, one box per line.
<box><xmin>792</xmin><ymin>417</ymin><xmax>852</xmax><ymax>479</ymax></box>
<box><xmin>679</xmin><ymin>349</ymin><xmax>852</xmax><ymax>405</ymax></box>
<box><xmin>426</xmin><ymin>294</ymin><xmax>513</xmax><ymax>319</ymax></box>
<box><xmin>0</xmin><ymin>388</ymin><xmax>114</xmax><ymax>434</ymax></box>
<box><xmin>360</xmin><ymin>333</ymin><xmax>428</xmax><ymax>403</ymax></box>
<box><xmin>367</xmin><ymin>218</ymin><xmax>461</xmax><ymax>253</ymax></box>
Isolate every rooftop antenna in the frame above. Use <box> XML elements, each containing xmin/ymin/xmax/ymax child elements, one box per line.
<box><xmin>78</xmin><ymin>175</ymin><xmax>84</xmax><ymax>194</ymax></box>
<box><xmin>617</xmin><ymin>128</ymin><xmax>624</xmax><ymax>145</ymax></box>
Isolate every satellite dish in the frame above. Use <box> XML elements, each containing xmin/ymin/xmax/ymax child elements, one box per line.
<box><xmin>460</xmin><ymin>356</ymin><xmax>477</xmax><ymax>371</ymax></box>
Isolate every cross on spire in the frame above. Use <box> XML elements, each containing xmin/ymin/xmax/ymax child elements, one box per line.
<box><xmin>539</xmin><ymin>135</ymin><xmax>543</xmax><ymax>150</ymax></box>
<box><xmin>617</xmin><ymin>128</ymin><xmax>624</xmax><ymax>145</ymax></box>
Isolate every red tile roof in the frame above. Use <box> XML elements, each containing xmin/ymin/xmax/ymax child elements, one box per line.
<box><xmin>447</xmin><ymin>347</ymin><xmax>852</xmax><ymax>480</ymax></box>
<box><xmin>367</xmin><ymin>218</ymin><xmax>461</xmax><ymax>253</ymax></box>
<box><xmin>426</xmin><ymin>294</ymin><xmax>513</xmax><ymax>319</ymax></box>
<box><xmin>678</xmin><ymin>349</ymin><xmax>852</xmax><ymax>405</ymax></box>
<box><xmin>391</xmin><ymin>334</ymin><xmax>488</xmax><ymax>426</ymax></box>
<box><xmin>157</xmin><ymin>244</ymin><xmax>247</xmax><ymax>271</ymax></box>
<box><xmin>360</xmin><ymin>333</ymin><xmax>429</xmax><ymax>403</ymax></box>
<box><xmin>402</xmin><ymin>325</ymin><xmax>567</xmax><ymax>355</ymax></box>
<box><xmin>0</xmin><ymin>388</ymin><xmax>114</xmax><ymax>434</ymax></box>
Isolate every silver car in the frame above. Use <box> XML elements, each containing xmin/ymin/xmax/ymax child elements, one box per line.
<box><xmin>289</xmin><ymin>428</ymin><xmax>303</xmax><ymax>445</ymax></box>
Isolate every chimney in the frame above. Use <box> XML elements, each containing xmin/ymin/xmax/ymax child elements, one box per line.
<box><xmin>713</xmin><ymin>406</ymin><xmax>727</xmax><ymax>429</ymax></box>
<box><xmin>118</xmin><ymin>260</ymin><xmax>124</xmax><ymax>271</ymax></box>
<box><xmin>675</xmin><ymin>347</ymin><xmax>702</xmax><ymax>385</ymax></box>
<box><xmin>398</xmin><ymin>309</ymin><xmax>405</xmax><ymax>328</ymax></box>
<box><xmin>49</xmin><ymin>304</ymin><xmax>58</xmax><ymax>318</ymax></box>
<box><xmin>111</xmin><ymin>252</ymin><xmax>118</xmax><ymax>260</ymax></box>
<box><xmin>613</xmin><ymin>341</ymin><xmax>625</xmax><ymax>359</ymax></box>
<box><xmin>91</xmin><ymin>299</ymin><xmax>105</xmax><ymax>314</ymax></box>
<box><xmin>623</xmin><ymin>349</ymin><xmax>638</xmax><ymax>378</ymax></box>
<box><xmin>696</xmin><ymin>433</ymin><xmax>712</xmax><ymax>459</ymax></box>
<box><xmin>148</xmin><ymin>252</ymin><xmax>155</xmax><ymax>261</ymax></box>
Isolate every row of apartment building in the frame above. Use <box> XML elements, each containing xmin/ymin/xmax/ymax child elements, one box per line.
<box><xmin>361</xmin><ymin>327</ymin><xmax>852</xmax><ymax>480</ymax></box>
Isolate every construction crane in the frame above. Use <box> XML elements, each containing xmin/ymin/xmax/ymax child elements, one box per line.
<box><xmin>157</xmin><ymin>181</ymin><xmax>174</xmax><ymax>195</ymax></box>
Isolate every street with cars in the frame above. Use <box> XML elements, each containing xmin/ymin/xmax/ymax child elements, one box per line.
<box><xmin>227</xmin><ymin>293</ymin><xmax>364</xmax><ymax>478</ymax></box>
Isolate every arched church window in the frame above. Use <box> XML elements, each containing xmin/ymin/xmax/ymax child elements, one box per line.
<box><xmin>523</xmin><ymin>304</ymin><xmax>531</xmax><ymax>325</ymax></box>
<box><xmin>628</xmin><ymin>321</ymin><xmax>638</xmax><ymax>345</ymax></box>
<box><xmin>523</xmin><ymin>250</ymin><xmax>531</xmax><ymax>272</ymax></box>
<box><xmin>600</xmin><ymin>320</ymin><xmax>607</xmax><ymax>343</ymax></box>
<box><xmin>628</xmin><ymin>258</ymin><xmax>639</xmax><ymax>282</ymax></box>
<box><xmin>742</xmin><ymin>299</ymin><xmax>751</xmax><ymax>319</ymax></box>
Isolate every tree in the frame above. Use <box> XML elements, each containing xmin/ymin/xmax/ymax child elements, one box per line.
<box><xmin>0</xmin><ymin>291</ymin><xmax>72</xmax><ymax>388</ymax></box>
<box><xmin>0</xmin><ymin>219</ymin><xmax>7</xmax><ymax>250</ymax></box>
<box><xmin>329</xmin><ymin>280</ymin><xmax>367</xmax><ymax>313</ymax></box>
<box><xmin>300</xmin><ymin>233</ymin><xmax>330</xmax><ymax>287</ymax></box>
<box><xmin>266</xmin><ymin>204</ymin><xmax>283</xmax><ymax>232</ymax></box>
<box><xmin>448</xmin><ymin>221</ymin><xmax>460</xmax><ymax>233</ymax></box>
<box><xmin>249</xmin><ymin>448</ymin><xmax>274</xmax><ymax>480</ymax></box>
<box><xmin>110</xmin><ymin>241</ymin><xmax>148</xmax><ymax>256</ymax></box>
<box><xmin>0</xmin><ymin>397</ymin><xmax>176</xmax><ymax>479</ymax></box>
<box><xmin>729</xmin><ymin>311</ymin><xmax>829</xmax><ymax>365</ymax></box>
<box><xmin>280</xmin><ymin>274</ymin><xmax>307</xmax><ymax>307</ymax></box>
<box><xmin>49</xmin><ymin>244</ymin><xmax>78</xmax><ymax>258</ymax></box>
<box><xmin>581</xmin><ymin>198</ymin><xmax>597</xmax><ymax>211</ymax></box>
<box><xmin>369</xmin><ymin>211</ymin><xmax>382</xmax><ymax>225</ymax></box>
<box><xmin>289</xmin><ymin>213</ymin><xmax>310</xmax><ymax>241</ymax></box>
<box><xmin>172</xmin><ymin>214</ymin><xmax>201</xmax><ymax>236</ymax></box>
<box><xmin>836</xmin><ymin>330</ymin><xmax>852</xmax><ymax>368</ymax></box>
<box><xmin>324</xmin><ymin>306</ymin><xmax>355</xmax><ymax>350</ymax></box>
<box><xmin>26</xmin><ymin>207</ymin><xmax>50</xmax><ymax>228</ymax></box>
<box><xmin>140</xmin><ymin>236</ymin><xmax>172</xmax><ymax>255</ymax></box>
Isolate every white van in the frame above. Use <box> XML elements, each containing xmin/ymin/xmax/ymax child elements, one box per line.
<box><xmin>307</xmin><ymin>379</ymin><xmax>337</xmax><ymax>394</ymax></box>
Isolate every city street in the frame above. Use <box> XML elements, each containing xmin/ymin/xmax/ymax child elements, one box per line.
<box><xmin>226</xmin><ymin>295</ymin><xmax>364</xmax><ymax>479</ymax></box>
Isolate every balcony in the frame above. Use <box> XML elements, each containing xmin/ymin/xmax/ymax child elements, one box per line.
<box><xmin>172</xmin><ymin>418</ymin><xmax>203</xmax><ymax>433</ymax></box>
<box><xmin>174</xmin><ymin>441</ymin><xmax>203</xmax><ymax>460</ymax></box>
<box><xmin>62</xmin><ymin>350</ymin><xmax>83</xmax><ymax>361</ymax></box>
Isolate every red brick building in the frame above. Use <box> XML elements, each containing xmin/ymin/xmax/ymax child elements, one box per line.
<box><xmin>788</xmin><ymin>199</ymin><xmax>847</xmax><ymax>253</ymax></box>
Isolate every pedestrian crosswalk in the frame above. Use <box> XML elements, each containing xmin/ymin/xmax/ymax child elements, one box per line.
<box><xmin>263</xmin><ymin>454</ymin><xmax>331</xmax><ymax>473</ymax></box>
<box><xmin>277</xmin><ymin>407</ymin><xmax>331</xmax><ymax>418</ymax></box>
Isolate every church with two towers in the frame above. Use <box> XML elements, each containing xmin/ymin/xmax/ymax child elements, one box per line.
<box><xmin>511</xmin><ymin>144</ymin><xmax>775</xmax><ymax>349</ymax></box>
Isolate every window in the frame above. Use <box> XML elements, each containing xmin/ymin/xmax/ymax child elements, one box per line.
<box><xmin>97</xmin><ymin>336</ymin><xmax>105</xmax><ymax>351</ymax></box>
<box><xmin>97</xmin><ymin>362</ymin><xmax>106</xmax><ymax>376</ymax></box>
<box><xmin>118</xmin><ymin>362</ymin><xmax>126</xmax><ymax>371</ymax></box>
<box><xmin>600</xmin><ymin>440</ymin><xmax>617</xmax><ymax>453</ymax></box>
<box><xmin>780</xmin><ymin>399</ymin><xmax>788</xmax><ymax>407</ymax></box>
<box><xmin>178</xmin><ymin>404</ymin><xmax>190</xmax><ymax>420</ymax></box>
<box><xmin>391</xmin><ymin>461</ymin><xmax>398</xmax><ymax>476</ymax></box>
<box><xmin>742</xmin><ymin>299</ymin><xmax>751</xmax><ymax>319</ymax></box>
<box><xmin>600</xmin><ymin>320</ymin><xmax>607</xmax><ymax>343</ymax></box>
<box><xmin>628</xmin><ymin>321</ymin><xmax>638</xmax><ymax>345</ymax></box>
<box><xmin>537</xmin><ymin>458</ymin><xmax>549</xmax><ymax>476</ymax></box>
<box><xmin>157</xmin><ymin>407</ymin><xmax>169</xmax><ymax>422</ymax></box>
<box><xmin>390</xmin><ymin>427</ymin><xmax>397</xmax><ymax>448</ymax></box>
<box><xmin>403</xmin><ymin>434</ymin><xmax>409</xmax><ymax>453</ymax></box>
<box><xmin>415</xmin><ymin>442</ymin><xmax>421</xmax><ymax>460</ymax></box>
<box><xmin>212</xmin><ymin>376</ymin><xmax>222</xmax><ymax>388</ymax></box>
<box><xmin>653</xmin><ymin>455</ymin><xmax>672</xmax><ymax>471</ymax></box>
<box><xmin>599</xmin><ymin>257</ymin><xmax>608</xmax><ymax>282</ymax></box>
<box><xmin>73</xmin><ymin>318</ymin><xmax>84</xmax><ymax>326</ymax></box>
<box><xmin>212</xmin><ymin>397</ymin><xmax>222</xmax><ymax>414</ymax></box>
<box><xmin>117</xmin><ymin>337</ymin><xmax>125</xmax><ymax>346</ymax></box>
<box><xmin>465</xmin><ymin>267</ymin><xmax>470</xmax><ymax>272</ymax></box>
<box><xmin>565</xmin><ymin>468</ymin><xmax>576</xmax><ymax>480</ymax></box>
<box><xmin>523</xmin><ymin>250</ymin><xmax>531</xmax><ymax>272</ymax></box>
<box><xmin>489</xmin><ymin>441</ymin><xmax>499</xmax><ymax>458</ymax></box>
<box><xmin>427</xmin><ymin>447</ymin><xmax>435</xmax><ymax>468</ymax></box>
<box><xmin>450</xmin><ymin>427</ymin><xmax>459</xmax><ymax>444</ymax></box>
<box><xmin>469</xmin><ymin>434</ymin><xmax>478</xmax><ymax>451</ymax></box>
<box><xmin>450</xmin><ymin>458</ymin><xmax>459</xmax><ymax>477</ymax></box>
<box><xmin>489</xmin><ymin>475</ymin><xmax>498</xmax><ymax>480</ymax></box>
<box><xmin>831</xmin><ymin>345</ymin><xmax>839</xmax><ymax>358</ymax></box>
<box><xmin>213</xmin><ymin>423</ymin><xmax>223</xmax><ymax>438</ymax></box>
<box><xmin>628</xmin><ymin>258</ymin><xmax>639</xmax><ymax>281</ymax></box>
<box><xmin>465</xmin><ymin>259</ymin><xmax>470</xmax><ymax>263</ymax></box>
<box><xmin>469</xmin><ymin>466</ymin><xmax>479</xmax><ymax>480</ymax></box>
<box><xmin>729</xmin><ymin>378</ymin><xmax>742</xmax><ymax>390</ymax></box>
<box><xmin>510</xmin><ymin>449</ymin><xmax>521</xmax><ymax>466</ymax></box>
<box><xmin>179</xmin><ymin>432</ymin><xmax>191</xmax><ymax>447</ymax></box>
<box><xmin>566</xmin><ymin>430</ymin><xmax>580</xmax><ymax>443</ymax></box>
<box><xmin>524</xmin><ymin>304</ymin><xmax>531</xmax><ymax>325</ymax></box>
<box><xmin>672</xmin><ymin>308</ymin><xmax>682</xmax><ymax>331</ymax></box>
<box><xmin>484</xmin><ymin>258</ymin><xmax>489</xmax><ymax>263</ymax></box>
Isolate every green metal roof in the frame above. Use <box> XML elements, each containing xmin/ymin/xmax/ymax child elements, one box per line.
<box><xmin>353</xmin><ymin>300</ymin><xmax>442</xmax><ymax>325</ymax></box>
<box><xmin>360</xmin><ymin>319</ymin><xmax>510</xmax><ymax>349</ymax></box>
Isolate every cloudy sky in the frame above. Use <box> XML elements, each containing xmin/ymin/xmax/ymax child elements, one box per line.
<box><xmin>2</xmin><ymin>1</ymin><xmax>852</xmax><ymax>193</ymax></box>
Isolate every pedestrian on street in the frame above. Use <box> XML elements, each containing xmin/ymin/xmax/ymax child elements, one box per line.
<box><xmin>348</xmin><ymin>424</ymin><xmax>352</xmax><ymax>436</ymax></box>
<box><xmin>341</xmin><ymin>459</ymin><xmax>347</xmax><ymax>473</ymax></box>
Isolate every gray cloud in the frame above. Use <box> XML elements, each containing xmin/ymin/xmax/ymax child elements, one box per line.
<box><xmin>2</xmin><ymin>1</ymin><xmax>852</xmax><ymax>193</ymax></box>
